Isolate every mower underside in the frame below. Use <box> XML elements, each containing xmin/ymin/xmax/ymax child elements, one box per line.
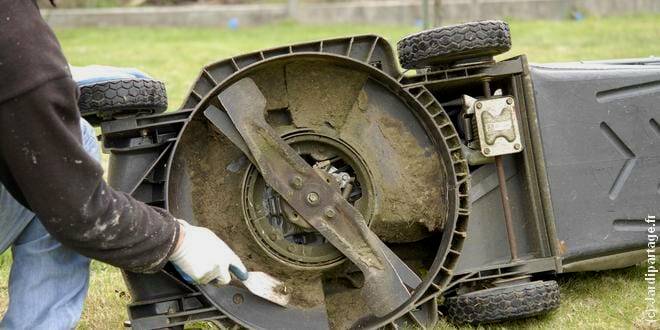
<box><xmin>95</xmin><ymin>23</ymin><xmax>659</xmax><ymax>329</ymax></box>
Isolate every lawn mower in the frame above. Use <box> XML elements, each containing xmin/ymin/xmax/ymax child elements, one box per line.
<box><xmin>83</xmin><ymin>20</ymin><xmax>660</xmax><ymax>329</ymax></box>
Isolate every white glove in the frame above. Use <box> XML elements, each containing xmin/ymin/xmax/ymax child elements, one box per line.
<box><xmin>169</xmin><ymin>220</ymin><xmax>247</xmax><ymax>285</ymax></box>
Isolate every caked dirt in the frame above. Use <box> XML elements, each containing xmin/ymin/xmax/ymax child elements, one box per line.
<box><xmin>337</xmin><ymin>80</ymin><xmax>448</xmax><ymax>243</ymax></box>
<box><xmin>325</xmin><ymin>287</ymin><xmax>370</xmax><ymax>330</ymax></box>
<box><xmin>285</xmin><ymin>60</ymin><xmax>368</xmax><ymax>130</ymax></box>
<box><xmin>250</xmin><ymin>63</ymin><xmax>289</xmax><ymax>111</ymax></box>
<box><xmin>371</xmin><ymin>113</ymin><xmax>447</xmax><ymax>235</ymax></box>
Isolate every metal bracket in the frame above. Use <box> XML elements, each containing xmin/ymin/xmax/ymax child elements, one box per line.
<box><xmin>472</xmin><ymin>96</ymin><xmax>523</xmax><ymax>157</ymax></box>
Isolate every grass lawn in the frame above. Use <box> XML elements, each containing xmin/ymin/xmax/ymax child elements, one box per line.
<box><xmin>1</xmin><ymin>14</ymin><xmax>659</xmax><ymax>329</ymax></box>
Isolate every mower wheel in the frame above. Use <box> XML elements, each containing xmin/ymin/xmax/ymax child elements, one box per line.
<box><xmin>444</xmin><ymin>280</ymin><xmax>560</xmax><ymax>324</ymax></box>
<box><xmin>397</xmin><ymin>20</ymin><xmax>511</xmax><ymax>69</ymax></box>
<box><xmin>79</xmin><ymin>79</ymin><xmax>167</xmax><ymax>125</ymax></box>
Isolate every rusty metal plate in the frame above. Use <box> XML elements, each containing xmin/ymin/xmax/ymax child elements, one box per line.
<box><xmin>474</xmin><ymin>96</ymin><xmax>523</xmax><ymax>157</ymax></box>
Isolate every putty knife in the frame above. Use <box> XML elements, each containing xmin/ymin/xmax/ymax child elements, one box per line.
<box><xmin>177</xmin><ymin>264</ymin><xmax>290</xmax><ymax>307</ymax></box>
<box><xmin>227</xmin><ymin>265</ymin><xmax>290</xmax><ymax>307</ymax></box>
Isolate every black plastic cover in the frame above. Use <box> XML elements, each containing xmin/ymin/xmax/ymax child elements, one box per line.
<box><xmin>530</xmin><ymin>59</ymin><xmax>660</xmax><ymax>264</ymax></box>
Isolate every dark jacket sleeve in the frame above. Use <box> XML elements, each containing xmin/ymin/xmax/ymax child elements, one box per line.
<box><xmin>0</xmin><ymin>78</ymin><xmax>180</xmax><ymax>273</ymax></box>
<box><xmin>0</xmin><ymin>0</ymin><xmax>180</xmax><ymax>273</ymax></box>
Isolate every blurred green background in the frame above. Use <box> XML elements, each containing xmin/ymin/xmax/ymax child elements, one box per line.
<box><xmin>41</xmin><ymin>0</ymin><xmax>372</xmax><ymax>8</ymax></box>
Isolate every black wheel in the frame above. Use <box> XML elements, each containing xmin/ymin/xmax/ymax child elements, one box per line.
<box><xmin>397</xmin><ymin>20</ymin><xmax>511</xmax><ymax>69</ymax></box>
<box><xmin>78</xmin><ymin>79</ymin><xmax>168</xmax><ymax>125</ymax></box>
<box><xmin>444</xmin><ymin>280</ymin><xmax>560</xmax><ymax>324</ymax></box>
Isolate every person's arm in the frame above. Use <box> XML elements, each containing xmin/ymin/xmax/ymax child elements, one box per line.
<box><xmin>0</xmin><ymin>77</ymin><xmax>180</xmax><ymax>272</ymax></box>
<box><xmin>0</xmin><ymin>0</ymin><xmax>247</xmax><ymax>281</ymax></box>
<box><xmin>0</xmin><ymin>79</ymin><xmax>248</xmax><ymax>282</ymax></box>
<box><xmin>0</xmin><ymin>78</ymin><xmax>247</xmax><ymax>284</ymax></box>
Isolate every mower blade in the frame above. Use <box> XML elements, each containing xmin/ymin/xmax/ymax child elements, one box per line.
<box><xmin>373</xmin><ymin>238</ymin><xmax>422</xmax><ymax>289</ymax></box>
<box><xmin>203</xmin><ymin>105</ymin><xmax>256</xmax><ymax>164</ymax></box>
<box><xmin>219</xmin><ymin>77</ymin><xmax>411</xmax><ymax>317</ymax></box>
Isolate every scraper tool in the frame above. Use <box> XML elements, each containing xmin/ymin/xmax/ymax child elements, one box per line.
<box><xmin>225</xmin><ymin>265</ymin><xmax>290</xmax><ymax>307</ymax></box>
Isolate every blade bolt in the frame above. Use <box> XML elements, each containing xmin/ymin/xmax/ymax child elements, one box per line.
<box><xmin>506</xmin><ymin>97</ymin><xmax>514</xmax><ymax>105</ymax></box>
<box><xmin>324</xmin><ymin>207</ymin><xmax>336</xmax><ymax>219</ymax></box>
<box><xmin>232</xmin><ymin>294</ymin><xmax>244</xmax><ymax>304</ymax></box>
<box><xmin>306</xmin><ymin>192</ymin><xmax>320</xmax><ymax>205</ymax></box>
<box><xmin>290</xmin><ymin>176</ymin><xmax>303</xmax><ymax>190</ymax></box>
<box><xmin>483</xmin><ymin>147</ymin><xmax>491</xmax><ymax>155</ymax></box>
<box><xmin>475</xmin><ymin>102</ymin><xmax>483</xmax><ymax>109</ymax></box>
<box><xmin>514</xmin><ymin>143</ymin><xmax>521</xmax><ymax>150</ymax></box>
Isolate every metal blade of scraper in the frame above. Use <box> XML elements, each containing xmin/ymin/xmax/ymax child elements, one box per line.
<box><xmin>203</xmin><ymin>105</ymin><xmax>256</xmax><ymax>164</ymax></box>
<box><xmin>227</xmin><ymin>265</ymin><xmax>290</xmax><ymax>307</ymax></box>
<box><xmin>218</xmin><ymin>77</ymin><xmax>411</xmax><ymax>317</ymax></box>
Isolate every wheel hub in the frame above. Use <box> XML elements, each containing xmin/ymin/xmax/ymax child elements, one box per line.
<box><xmin>242</xmin><ymin>132</ymin><xmax>374</xmax><ymax>269</ymax></box>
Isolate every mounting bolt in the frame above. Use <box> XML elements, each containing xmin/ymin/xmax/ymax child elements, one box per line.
<box><xmin>506</xmin><ymin>97</ymin><xmax>514</xmax><ymax>105</ymax></box>
<box><xmin>514</xmin><ymin>143</ymin><xmax>521</xmax><ymax>150</ymax></box>
<box><xmin>140</xmin><ymin>129</ymin><xmax>149</xmax><ymax>137</ymax></box>
<box><xmin>475</xmin><ymin>102</ymin><xmax>483</xmax><ymax>109</ymax></box>
<box><xmin>306</xmin><ymin>192</ymin><xmax>320</xmax><ymax>205</ymax></box>
<box><xmin>287</xmin><ymin>245</ymin><xmax>296</xmax><ymax>252</ymax></box>
<box><xmin>324</xmin><ymin>207</ymin><xmax>336</xmax><ymax>219</ymax></box>
<box><xmin>233</xmin><ymin>294</ymin><xmax>244</xmax><ymax>305</ymax></box>
<box><xmin>483</xmin><ymin>147</ymin><xmax>491</xmax><ymax>155</ymax></box>
<box><xmin>290</xmin><ymin>176</ymin><xmax>303</xmax><ymax>190</ymax></box>
<box><xmin>269</xmin><ymin>233</ymin><xmax>278</xmax><ymax>241</ymax></box>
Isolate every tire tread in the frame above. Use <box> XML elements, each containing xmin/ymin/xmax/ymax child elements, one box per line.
<box><xmin>397</xmin><ymin>20</ymin><xmax>512</xmax><ymax>69</ymax></box>
<box><xmin>78</xmin><ymin>79</ymin><xmax>167</xmax><ymax>123</ymax></box>
<box><xmin>445</xmin><ymin>280</ymin><xmax>560</xmax><ymax>324</ymax></box>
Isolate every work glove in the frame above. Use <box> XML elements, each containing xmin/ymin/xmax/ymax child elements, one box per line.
<box><xmin>169</xmin><ymin>220</ymin><xmax>247</xmax><ymax>285</ymax></box>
